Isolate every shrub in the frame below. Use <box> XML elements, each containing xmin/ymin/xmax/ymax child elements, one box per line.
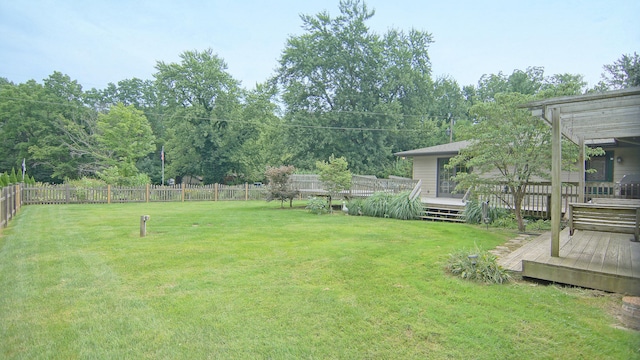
<box><xmin>306</xmin><ymin>196</ymin><xmax>329</xmax><ymax>215</ymax></box>
<box><xmin>446</xmin><ymin>248</ymin><xmax>511</xmax><ymax>284</ymax></box>
<box><xmin>387</xmin><ymin>191</ymin><xmax>424</xmax><ymax>220</ymax></box>
<box><xmin>491</xmin><ymin>212</ymin><xmax>518</xmax><ymax>229</ymax></box>
<box><xmin>65</xmin><ymin>177</ymin><xmax>108</xmax><ymax>201</ymax></box>
<box><xmin>527</xmin><ymin>218</ymin><xmax>551</xmax><ymax>231</ymax></box>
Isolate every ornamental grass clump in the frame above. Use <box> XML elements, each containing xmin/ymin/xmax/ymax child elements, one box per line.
<box><xmin>446</xmin><ymin>248</ymin><xmax>511</xmax><ymax>284</ymax></box>
<box><xmin>387</xmin><ymin>191</ymin><xmax>424</xmax><ymax>220</ymax></box>
<box><xmin>361</xmin><ymin>192</ymin><xmax>393</xmax><ymax>218</ymax></box>
<box><xmin>463</xmin><ymin>199</ymin><xmax>509</xmax><ymax>224</ymax></box>
<box><xmin>346</xmin><ymin>198</ymin><xmax>365</xmax><ymax>216</ymax></box>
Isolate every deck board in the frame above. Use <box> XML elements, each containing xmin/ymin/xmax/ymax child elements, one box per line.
<box><xmin>499</xmin><ymin>228</ymin><xmax>640</xmax><ymax>295</ymax></box>
<box><xmin>586</xmin><ymin>232</ymin><xmax>610</xmax><ymax>272</ymax></box>
<box><xmin>628</xmin><ymin>241</ymin><xmax>640</xmax><ymax>278</ymax></box>
<box><xmin>601</xmin><ymin>236</ymin><xmax>620</xmax><ymax>275</ymax></box>
<box><xmin>618</xmin><ymin>239</ymin><xmax>632</xmax><ymax>277</ymax></box>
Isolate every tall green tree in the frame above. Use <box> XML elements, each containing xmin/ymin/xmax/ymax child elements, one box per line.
<box><xmin>598</xmin><ymin>52</ymin><xmax>640</xmax><ymax>90</ymax></box>
<box><xmin>277</xmin><ymin>0</ymin><xmax>435</xmax><ymax>175</ymax></box>
<box><xmin>86</xmin><ymin>78</ymin><xmax>166</xmax><ymax>184</ymax></box>
<box><xmin>234</xmin><ymin>82</ymin><xmax>285</xmax><ymax>181</ymax></box>
<box><xmin>155</xmin><ymin>49</ymin><xmax>243</xmax><ymax>183</ymax></box>
<box><xmin>95</xmin><ymin>103</ymin><xmax>156</xmax><ymax>180</ymax></box>
<box><xmin>0</xmin><ymin>73</ymin><xmax>100</xmax><ymax>182</ymax></box>
<box><xmin>0</xmin><ymin>80</ymin><xmax>48</xmax><ymax>179</ymax></box>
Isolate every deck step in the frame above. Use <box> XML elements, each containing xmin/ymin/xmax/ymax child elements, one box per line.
<box><xmin>420</xmin><ymin>204</ymin><xmax>466</xmax><ymax>223</ymax></box>
<box><xmin>420</xmin><ymin>215</ymin><xmax>465</xmax><ymax>222</ymax></box>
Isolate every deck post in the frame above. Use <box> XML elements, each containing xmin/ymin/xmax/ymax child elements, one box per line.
<box><xmin>550</xmin><ymin>107</ymin><xmax>562</xmax><ymax>257</ymax></box>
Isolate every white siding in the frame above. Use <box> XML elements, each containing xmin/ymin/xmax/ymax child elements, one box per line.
<box><xmin>413</xmin><ymin>156</ymin><xmax>438</xmax><ymax>196</ymax></box>
<box><xmin>614</xmin><ymin>147</ymin><xmax>640</xmax><ymax>181</ymax></box>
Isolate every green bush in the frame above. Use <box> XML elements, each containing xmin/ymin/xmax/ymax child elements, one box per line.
<box><xmin>491</xmin><ymin>212</ymin><xmax>518</xmax><ymax>229</ymax></box>
<box><xmin>306</xmin><ymin>196</ymin><xmax>329</xmax><ymax>215</ymax></box>
<box><xmin>65</xmin><ymin>177</ymin><xmax>108</xmax><ymax>201</ymax></box>
<box><xmin>446</xmin><ymin>248</ymin><xmax>511</xmax><ymax>284</ymax></box>
<box><xmin>387</xmin><ymin>191</ymin><xmax>424</xmax><ymax>220</ymax></box>
<box><xmin>526</xmin><ymin>218</ymin><xmax>551</xmax><ymax>231</ymax></box>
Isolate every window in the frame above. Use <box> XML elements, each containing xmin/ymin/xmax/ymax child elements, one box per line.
<box><xmin>437</xmin><ymin>157</ymin><xmax>466</xmax><ymax>198</ymax></box>
<box><xmin>585</xmin><ymin>151</ymin><xmax>614</xmax><ymax>182</ymax></box>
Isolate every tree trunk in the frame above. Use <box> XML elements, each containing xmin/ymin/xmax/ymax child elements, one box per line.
<box><xmin>514</xmin><ymin>192</ymin><xmax>525</xmax><ymax>232</ymax></box>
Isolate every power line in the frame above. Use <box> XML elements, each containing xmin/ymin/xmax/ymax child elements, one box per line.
<box><xmin>0</xmin><ymin>95</ymin><xmax>454</xmax><ymax>133</ymax></box>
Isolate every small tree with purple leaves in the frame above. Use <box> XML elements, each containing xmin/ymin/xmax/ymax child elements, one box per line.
<box><xmin>265</xmin><ymin>165</ymin><xmax>299</xmax><ymax>208</ymax></box>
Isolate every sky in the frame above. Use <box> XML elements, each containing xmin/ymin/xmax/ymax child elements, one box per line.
<box><xmin>1</xmin><ymin>0</ymin><xmax>638</xmax><ymax>91</ymax></box>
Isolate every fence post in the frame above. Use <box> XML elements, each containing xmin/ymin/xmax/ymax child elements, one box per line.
<box><xmin>245</xmin><ymin>182</ymin><xmax>249</xmax><ymax>201</ymax></box>
<box><xmin>108</xmin><ymin>185</ymin><xmax>111</xmax><ymax>204</ymax></box>
<box><xmin>65</xmin><ymin>184</ymin><xmax>70</xmax><ymax>204</ymax></box>
<box><xmin>16</xmin><ymin>184</ymin><xmax>21</xmax><ymax>212</ymax></box>
<box><xmin>215</xmin><ymin>183</ymin><xmax>218</xmax><ymax>201</ymax></box>
<box><xmin>3</xmin><ymin>187</ymin><xmax>7</xmax><ymax>227</ymax></box>
<box><xmin>181</xmin><ymin>183</ymin><xmax>185</xmax><ymax>202</ymax></box>
<box><xmin>146</xmin><ymin>184</ymin><xmax>150</xmax><ymax>203</ymax></box>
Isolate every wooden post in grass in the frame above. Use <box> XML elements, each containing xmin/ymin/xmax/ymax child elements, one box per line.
<box><xmin>140</xmin><ymin>215</ymin><xmax>150</xmax><ymax>237</ymax></box>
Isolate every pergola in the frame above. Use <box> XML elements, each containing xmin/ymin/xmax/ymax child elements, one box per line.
<box><xmin>525</xmin><ymin>87</ymin><xmax>640</xmax><ymax>257</ymax></box>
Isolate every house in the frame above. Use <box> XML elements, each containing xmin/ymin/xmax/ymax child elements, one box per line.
<box><xmin>394</xmin><ymin>140</ymin><xmax>471</xmax><ymax>200</ymax></box>
<box><xmin>395</xmin><ymin>138</ymin><xmax>639</xmax><ymax>203</ymax></box>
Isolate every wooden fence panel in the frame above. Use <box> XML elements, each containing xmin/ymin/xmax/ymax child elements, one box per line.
<box><xmin>184</xmin><ymin>184</ymin><xmax>216</xmax><ymax>201</ymax></box>
<box><xmin>110</xmin><ymin>186</ymin><xmax>146</xmax><ymax>203</ymax></box>
<box><xmin>149</xmin><ymin>185</ymin><xmax>183</xmax><ymax>202</ymax></box>
<box><xmin>1</xmin><ymin>185</ymin><xmax>20</xmax><ymax>228</ymax></box>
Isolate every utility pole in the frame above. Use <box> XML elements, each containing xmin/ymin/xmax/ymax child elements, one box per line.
<box><xmin>161</xmin><ymin>146</ymin><xmax>165</xmax><ymax>185</ymax></box>
<box><xmin>448</xmin><ymin>113</ymin><xmax>454</xmax><ymax>143</ymax></box>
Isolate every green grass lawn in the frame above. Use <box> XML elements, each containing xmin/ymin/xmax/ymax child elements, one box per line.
<box><xmin>1</xmin><ymin>201</ymin><xmax>638</xmax><ymax>359</ymax></box>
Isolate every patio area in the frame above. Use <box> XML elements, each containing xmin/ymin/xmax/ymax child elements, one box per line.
<box><xmin>499</xmin><ymin>228</ymin><xmax>640</xmax><ymax>295</ymax></box>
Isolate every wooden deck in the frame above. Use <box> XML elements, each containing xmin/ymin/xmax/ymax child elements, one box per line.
<box><xmin>499</xmin><ymin>228</ymin><xmax>640</xmax><ymax>295</ymax></box>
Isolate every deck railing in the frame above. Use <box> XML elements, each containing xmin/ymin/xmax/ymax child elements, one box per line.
<box><xmin>477</xmin><ymin>182</ymin><xmax>580</xmax><ymax>218</ymax></box>
<box><xmin>585</xmin><ymin>182</ymin><xmax>639</xmax><ymax>199</ymax></box>
<box><xmin>290</xmin><ymin>174</ymin><xmax>417</xmax><ymax>197</ymax></box>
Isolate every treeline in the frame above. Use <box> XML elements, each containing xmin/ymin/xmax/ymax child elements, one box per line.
<box><xmin>0</xmin><ymin>1</ymin><xmax>635</xmax><ymax>185</ymax></box>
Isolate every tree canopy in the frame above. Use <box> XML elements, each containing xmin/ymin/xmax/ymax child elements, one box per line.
<box><xmin>0</xmin><ymin>1</ymin><xmax>629</xmax><ymax>187</ymax></box>
<box><xmin>276</xmin><ymin>0</ymin><xmax>436</xmax><ymax>175</ymax></box>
